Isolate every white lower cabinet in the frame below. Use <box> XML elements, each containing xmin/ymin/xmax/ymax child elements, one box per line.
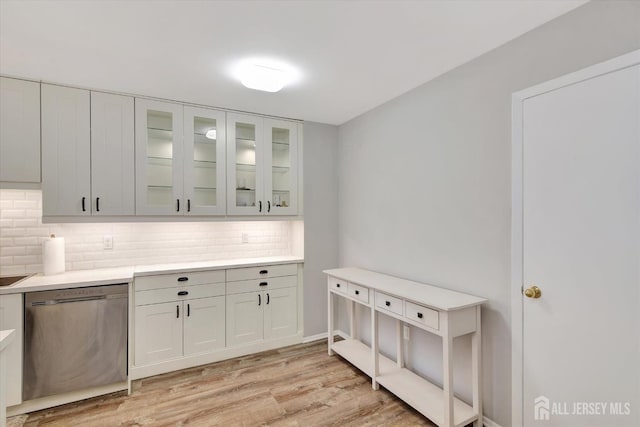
<box><xmin>0</xmin><ymin>294</ymin><xmax>23</xmax><ymax>407</ymax></box>
<box><xmin>226</xmin><ymin>287</ymin><xmax>297</xmax><ymax>346</ymax></box>
<box><xmin>183</xmin><ymin>296</ymin><xmax>225</xmax><ymax>356</ymax></box>
<box><xmin>134</xmin><ymin>301</ymin><xmax>183</xmax><ymax>365</ymax></box>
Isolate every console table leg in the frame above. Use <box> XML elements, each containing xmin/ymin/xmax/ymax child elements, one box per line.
<box><xmin>371</xmin><ymin>308</ymin><xmax>379</xmax><ymax>390</ymax></box>
<box><xmin>472</xmin><ymin>306</ymin><xmax>483</xmax><ymax>426</ymax></box>
<box><xmin>328</xmin><ymin>288</ymin><xmax>334</xmax><ymax>356</ymax></box>
<box><xmin>442</xmin><ymin>312</ymin><xmax>454</xmax><ymax>427</ymax></box>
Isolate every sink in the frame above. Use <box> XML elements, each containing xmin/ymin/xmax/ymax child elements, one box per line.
<box><xmin>0</xmin><ymin>275</ymin><xmax>29</xmax><ymax>287</ymax></box>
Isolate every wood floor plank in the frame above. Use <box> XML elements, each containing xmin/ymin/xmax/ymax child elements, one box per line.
<box><xmin>9</xmin><ymin>340</ymin><xmax>435</xmax><ymax>427</ymax></box>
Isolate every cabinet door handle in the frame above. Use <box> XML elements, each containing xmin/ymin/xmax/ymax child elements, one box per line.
<box><xmin>267</xmin><ymin>200</ymin><xmax>271</xmax><ymax>213</ymax></box>
<box><xmin>417</xmin><ymin>312</ymin><xmax>423</xmax><ymax>319</ymax></box>
<box><xmin>260</xmin><ymin>270</ymin><xmax>268</xmax><ymax>275</ymax></box>
<box><xmin>96</xmin><ymin>197</ymin><xmax>100</xmax><ymax>212</ymax></box>
<box><xmin>176</xmin><ymin>305</ymin><xmax>180</xmax><ymax>318</ymax></box>
<box><xmin>259</xmin><ymin>200</ymin><xmax>262</xmax><ymax>212</ymax></box>
<box><xmin>385</xmin><ymin>301</ymin><xmax>391</xmax><ymax>307</ymax></box>
<box><xmin>187</xmin><ymin>303</ymin><xmax>190</xmax><ymax>317</ymax></box>
<box><xmin>177</xmin><ymin>291</ymin><xmax>189</xmax><ymax>296</ymax></box>
<box><xmin>187</xmin><ymin>199</ymin><xmax>191</xmax><ymax>212</ymax></box>
<box><xmin>177</xmin><ymin>199</ymin><xmax>180</xmax><ymax>212</ymax></box>
<box><xmin>82</xmin><ymin>197</ymin><xmax>86</xmax><ymax>212</ymax></box>
<box><xmin>355</xmin><ymin>290</ymin><xmax>360</xmax><ymax>295</ymax></box>
<box><xmin>258</xmin><ymin>294</ymin><xmax>261</xmax><ymax>306</ymax></box>
<box><xmin>267</xmin><ymin>293</ymin><xmax>270</xmax><ymax>305</ymax></box>
<box><xmin>177</xmin><ymin>277</ymin><xmax>189</xmax><ymax>282</ymax></box>
<box><xmin>259</xmin><ymin>282</ymin><xmax>268</xmax><ymax>287</ymax></box>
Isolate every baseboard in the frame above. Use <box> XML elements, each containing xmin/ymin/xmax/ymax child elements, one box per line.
<box><xmin>302</xmin><ymin>330</ymin><xmax>350</xmax><ymax>343</ymax></box>
<box><xmin>483</xmin><ymin>416</ymin><xmax>502</xmax><ymax>427</ymax></box>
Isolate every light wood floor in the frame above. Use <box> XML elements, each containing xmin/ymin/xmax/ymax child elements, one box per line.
<box><xmin>9</xmin><ymin>340</ymin><xmax>435</xmax><ymax>426</ymax></box>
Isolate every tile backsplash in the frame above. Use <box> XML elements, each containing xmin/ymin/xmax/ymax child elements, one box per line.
<box><xmin>0</xmin><ymin>189</ymin><xmax>298</xmax><ymax>276</ymax></box>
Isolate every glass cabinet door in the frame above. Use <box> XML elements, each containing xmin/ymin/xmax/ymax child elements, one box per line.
<box><xmin>264</xmin><ymin>119</ymin><xmax>298</xmax><ymax>215</ymax></box>
<box><xmin>183</xmin><ymin>106</ymin><xmax>226</xmax><ymax>215</ymax></box>
<box><xmin>135</xmin><ymin>99</ymin><xmax>184</xmax><ymax>215</ymax></box>
<box><xmin>227</xmin><ymin>113</ymin><xmax>264</xmax><ymax>215</ymax></box>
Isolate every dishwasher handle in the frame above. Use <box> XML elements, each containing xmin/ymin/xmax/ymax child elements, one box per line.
<box><xmin>30</xmin><ymin>295</ymin><xmax>108</xmax><ymax>306</ymax></box>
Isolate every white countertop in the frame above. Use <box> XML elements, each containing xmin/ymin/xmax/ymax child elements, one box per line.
<box><xmin>324</xmin><ymin>267</ymin><xmax>486</xmax><ymax>311</ymax></box>
<box><xmin>0</xmin><ymin>256</ymin><xmax>303</xmax><ymax>295</ymax></box>
<box><xmin>0</xmin><ymin>330</ymin><xmax>15</xmax><ymax>353</ymax></box>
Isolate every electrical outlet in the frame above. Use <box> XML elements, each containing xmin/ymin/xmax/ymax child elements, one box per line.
<box><xmin>103</xmin><ymin>235</ymin><xmax>113</xmax><ymax>250</ymax></box>
<box><xmin>242</xmin><ymin>233</ymin><xmax>249</xmax><ymax>243</ymax></box>
<box><xmin>403</xmin><ymin>325</ymin><xmax>410</xmax><ymax>340</ymax></box>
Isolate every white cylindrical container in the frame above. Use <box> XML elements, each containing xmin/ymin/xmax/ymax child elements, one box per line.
<box><xmin>42</xmin><ymin>234</ymin><xmax>65</xmax><ymax>275</ymax></box>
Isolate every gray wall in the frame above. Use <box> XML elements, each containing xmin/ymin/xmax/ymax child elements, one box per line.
<box><xmin>303</xmin><ymin>122</ymin><xmax>339</xmax><ymax>337</ymax></box>
<box><xmin>336</xmin><ymin>2</ymin><xmax>640</xmax><ymax>425</ymax></box>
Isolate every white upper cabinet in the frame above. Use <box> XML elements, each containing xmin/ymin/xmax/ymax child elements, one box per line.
<box><xmin>91</xmin><ymin>92</ymin><xmax>135</xmax><ymax>215</ymax></box>
<box><xmin>42</xmin><ymin>85</ymin><xmax>135</xmax><ymax>216</ymax></box>
<box><xmin>183</xmin><ymin>106</ymin><xmax>226</xmax><ymax>215</ymax></box>
<box><xmin>227</xmin><ymin>113</ymin><xmax>299</xmax><ymax>216</ymax></box>
<box><xmin>0</xmin><ymin>77</ymin><xmax>41</xmax><ymax>184</ymax></box>
<box><xmin>135</xmin><ymin>98</ymin><xmax>184</xmax><ymax>215</ymax></box>
<box><xmin>41</xmin><ymin>84</ymin><xmax>91</xmax><ymax>216</ymax></box>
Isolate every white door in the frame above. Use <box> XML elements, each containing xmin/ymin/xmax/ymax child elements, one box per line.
<box><xmin>227</xmin><ymin>113</ymin><xmax>265</xmax><ymax>215</ymax></box>
<box><xmin>264</xmin><ymin>119</ymin><xmax>298</xmax><ymax>215</ymax></box>
<box><xmin>134</xmin><ymin>302</ymin><xmax>183</xmax><ymax>365</ymax></box>
<box><xmin>521</xmin><ymin>64</ymin><xmax>639</xmax><ymax>426</ymax></box>
<box><xmin>41</xmin><ymin>84</ymin><xmax>91</xmax><ymax>216</ymax></box>
<box><xmin>183</xmin><ymin>106</ymin><xmax>226</xmax><ymax>215</ymax></box>
<box><xmin>135</xmin><ymin>98</ymin><xmax>184</xmax><ymax>215</ymax></box>
<box><xmin>0</xmin><ymin>77</ymin><xmax>40</xmax><ymax>183</ymax></box>
<box><xmin>90</xmin><ymin>92</ymin><xmax>135</xmax><ymax>215</ymax></box>
<box><xmin>226</xmin><ymin>292</ymin><xmax>263</xmax><ymax>346</ymax></box>
<box><xmin>183</xmin><ymin>296</ymin><xmax>226</xmax><ymax>355</ymax></box>
<box><xmin>264</xmin><ymin>287</ymin><xmax>297</xmax><ymax>339</ymax></box>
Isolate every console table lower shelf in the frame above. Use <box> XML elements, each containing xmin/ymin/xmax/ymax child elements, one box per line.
<box><xmin>331</xmin><ymin>339</ymin><xmax>476</xmax><ymax>427</ymax></box>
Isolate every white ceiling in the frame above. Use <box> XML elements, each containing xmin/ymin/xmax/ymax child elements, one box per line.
<box><xmin>0</xmin><ymin>0</ymin><xmax>586</xmax><ymax>125</ymax></box>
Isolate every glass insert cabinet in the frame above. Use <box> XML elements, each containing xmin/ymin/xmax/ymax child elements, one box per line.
<box><xmin>135</xmin><ymin>101</ymin><xmax>298</xmax><ymax>216</ymax></box>
<box><xmin>135</xmin><ymin>99</ymin><xmax>226</xmax><ymax>216</ymax></box>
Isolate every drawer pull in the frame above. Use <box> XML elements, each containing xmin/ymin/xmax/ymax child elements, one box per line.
<box><xmin>178</xmin><ymin>291</ymin><xmax>189</xmax><ymax>296</ymax></box>
<box><xmin>259</xmin><ymin>282</ymin><xmax>268</xmax><ymax>287</ymax></box>
<box><xmin>385</xmin><ymin>301</ymin><xmax>391</xmax><ymax>307</ymax></box>
<box><xmin>336</xmin><ymin>283</ymin><xmax>341</xmax><ymax>288</ymax></box>
<box><xmin>260</xmin><ymin>270</ymin><xmax>268</xmax><ymax>275</ymax></box>
<box><xmin>177</xmin><ymin>277</ymin><xmax>189</xmax><ymax>282</ymax></box>
<box><xmin>417</xmin><ymin>312</ymin><xmax>423</xmax><ymax>319</ymax></box>
<box><xmin>355</xmin><ymin>290</ymin><xmax>360</xmax><ymax>295</ymax></box>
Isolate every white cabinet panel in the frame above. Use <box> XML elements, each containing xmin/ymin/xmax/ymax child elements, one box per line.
<box><xmin>264</xmin><ymin>287</ymin><xmax>297</xmax><ymax>340</ymax></box>
<box><xmin>0</xmin><ymin>294</ymin><xmax>23</xmax><ymax>407</ymax></box>
<box><xmin>90</xmin><ymin>92</ymin><xmax>135</xmax><ymax>215</ymax></box>
<box><xmin>183</xmin><ymin>296</ymin><xmax>225</xmax><ymax>356</ymax></box>
<box><xmin>41</xmin><ymin>84</ymin><xmax>91</xmax><ymax>216</ymax></box>
<box><xmin>226</xmin><ymin>292</ymin><xmax>263</xmax><ymax>346</ymax></box>
<box><xmin>134</xmin><ymin>301</ymin><xmax>183</xmax><ymax>365</ymax></box>
<box><xmin>0</xmin><ymin>77</ymin><xmax>40</xmax><ymax>183</ymax></box>
<box><xmin>264</xmin><ymin>119</ymin><xmax>298</xmax><ymax>215</ymax></box>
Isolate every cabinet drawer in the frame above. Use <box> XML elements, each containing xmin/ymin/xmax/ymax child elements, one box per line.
<box><xmin>226</xmin><ymin>263</ymin><xmax>297</xmax><ymax>282</ymax></box>
<box><xmin>405</xmin><ymin>301</ymin><xmax>439</xmax><ymax>330</ymax></box>
<box><xmin>329</xmin><ymin>276</ymin><xmax>347</xmax><ymax>294</ymax></box>
<box><xmin>375</xmin><ymin>291</ymin><xmax>403</xmax><ymax>316</ymax></box>
<box><xmin>135</xmin><ymin>270</ymin><xmax>225</xmax><ymax>291</ymax></box>
<box><xmin>136</xmin><ymin>283</ymin><xmax>225</xmax><ymax>306</ymax></box>
<box><xmin>348</xmin><ymin>283</ymin><xmax>369</xmax><ymax>304</ymax></box>
<box><xmin>226</xmin><ymin>275</ymin><xmax>297</xmax><ymax>295</ymax></box>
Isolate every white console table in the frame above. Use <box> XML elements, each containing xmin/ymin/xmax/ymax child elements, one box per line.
<box><xmin>325</xmin><ymin>268</ymin><xmax>487</xmax><ymax>427</ymax></box>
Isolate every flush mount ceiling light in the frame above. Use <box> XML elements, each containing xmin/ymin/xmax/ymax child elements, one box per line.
<box><xmin>205</xmin><ymin>129</ymin><xmax>217</xmax><ymax>139</ymax></box>
<box><xmin>231</xmin><ymin>58</ymin><xmax>301</xmax><ymax>93</ymax></box>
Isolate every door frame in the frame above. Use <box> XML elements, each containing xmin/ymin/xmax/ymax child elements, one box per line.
<box><xmin>510</xmin><ymin>49</ymin><xmax>640</xmax><ymax>427</ymax></box>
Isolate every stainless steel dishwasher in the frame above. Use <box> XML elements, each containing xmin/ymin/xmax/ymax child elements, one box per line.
<box><xmin>23</xmin><ymin>284</ymin><xmax>128</xmax><ymax>400</ymax></box>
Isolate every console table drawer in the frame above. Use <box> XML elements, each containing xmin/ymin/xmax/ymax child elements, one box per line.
<box><xmin>348</xmin><ymin>283</ymin><xmax>369</xmax><ymax>303</ymax></box>
<box><xmin>405</xmin><ymin>301</ymin><xmax>439</xmax><ymax>330</ymax></box>
<box><xmin>329</xmin><ymin>276</ymin><xmax>348</xmax><ymax>294</ymax></box>
<box><xmin>375</xmin><ymin>291</ymin><xmax>403</xmax><ymax>315</ymax></box>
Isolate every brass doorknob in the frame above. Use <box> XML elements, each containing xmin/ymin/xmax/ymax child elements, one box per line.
<box><xmin>524</xmin><ymin>286</ymin><xmax>542</xmax><ymax>299</ymax></box>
